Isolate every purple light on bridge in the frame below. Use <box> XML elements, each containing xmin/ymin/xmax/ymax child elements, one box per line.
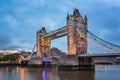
<box><xmin>42</xmin><ymin>58</ymin><xmax>51</xmax><ymax>62</ymax></box>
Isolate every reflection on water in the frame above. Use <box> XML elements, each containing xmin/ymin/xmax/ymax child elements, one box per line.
<box><xmin>95</xmin><ymin>65</ymin><xmax>120</xmax><ymax>80</ymax></box>
<box><xmin>0</xmin><ymin>65</ymin><xmax>120</xmax><ymax>80</ymax></box>
<box><xmin>58</xmin><ymin>70</ymin><xmax>94</xmax><ymax>80</ymax></box>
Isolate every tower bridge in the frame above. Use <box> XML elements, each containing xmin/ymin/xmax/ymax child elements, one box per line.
<box><xmin>36</xmin><ymin>8</ymin><xmax>120</xmax><ymax>57</ymax></box>
<box><xmin>27</xmin><ymin>8</ymin><xmax>120</xmax><ymax>70</ymax></box>
<box><xmin>37</xmin><ymin>8</ymin><xmax>88</xmax><ymax>57</ymax></box>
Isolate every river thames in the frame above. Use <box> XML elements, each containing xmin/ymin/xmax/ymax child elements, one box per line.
<box><xmin>0</xmin><ymin>65</ymin><xmax>120</xmax><ymax>80</ymax></box>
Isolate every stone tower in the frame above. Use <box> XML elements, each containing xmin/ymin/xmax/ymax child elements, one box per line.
<box><xmin>67</xmin><ymin>8</ymin><xmax>87</xmax><ymax>55</ymax></box>
<box><xmin>36</xmin><ymin>27</ymin><xmax>51</xmax><ymax>58</ymax></box>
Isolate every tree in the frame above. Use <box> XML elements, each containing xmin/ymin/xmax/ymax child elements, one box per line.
<box><xmin>0</xmin><ymin>54</ymin><xmax>16</xmax><ymax>62</ymax></box>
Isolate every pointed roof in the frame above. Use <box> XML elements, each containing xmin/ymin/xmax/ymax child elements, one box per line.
<box><xmin>67</xmin><ymin>12</ymin><xmax>69</xmax><ymax>20</ymax></box>
<box><xmin>42</xmin><ymin>26</ymin><xmax>46</xmax><ymax>31</ymax></box>
<box><xmin>84</xmin><ymin>15</ymin><xmax>87</xmax><ymax>21</ymax></box>
<box><xmin>73</xmin><ymin>8</ymin><xmax>82</xmax><ymax>17</ymax></box>
<box><xmin>83</xmin><ymin>15</ymin><xmax>87</xmax><ymax>24</ymax></box>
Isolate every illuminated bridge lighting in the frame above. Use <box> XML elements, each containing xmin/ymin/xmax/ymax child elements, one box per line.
<box><xmin>42</xmin><ymin>57</ymin><xmax>52</xmax><ymax>62</ymax></box>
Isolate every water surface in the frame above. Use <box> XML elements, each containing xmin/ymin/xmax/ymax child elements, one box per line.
<box><xmin>0</xmin><ymin>65</ymin><xmax>120</xmax><ymax>80</ymax></box>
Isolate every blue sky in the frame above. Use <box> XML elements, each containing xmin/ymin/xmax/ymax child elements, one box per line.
<box><xmin>0</xmin><ymin>0</ymin><xmax>120</xmax><ymax>52</ymax></box>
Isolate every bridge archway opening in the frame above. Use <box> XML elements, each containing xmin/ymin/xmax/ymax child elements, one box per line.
<box><xmin>51</xmin><ymin>36</ymin><xmax>67</xmax><ymax>53</ymax></box>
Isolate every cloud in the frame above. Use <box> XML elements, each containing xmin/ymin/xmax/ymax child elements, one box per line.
<box><xmin>0</xmin><ymin>34</ymin><xmax>12</xmax><ymax>50</ymax></box>
<box><xmin>86</xmin><ymin>0</ymin><xmax>120</xmax><ymax>7</ymax></box>
<box><xmin>3</xmin><ymin>15</ymin><xmax>18</xmax><ymax>28</ymax></box>
<box><xmin>33</xmin><ymin>0</ymin><xmax>47</xmax><ymax>6</ymax></box>
<box><xmin>24</xmin><ymin>0</ymin><xmax>47</xmax><ymax>7</ymax></box>
<box><xmin>0</xmin><ymin>38</ymin><xmax>34</xmax><ymax>52</ymax></box>
<box><xmin>101</xmin><ymin>0</ymin><xmax>120</xmax><ymax>7</ymax></box>
<box><xmin>0</xmin><ymin>50</ymin><xmax>21</xmax><ymax>54</ymax></box>
<box><xmin>42</xmin><ymin>15</ymin><xmax>57</xmax><ymax>30</ymax></box>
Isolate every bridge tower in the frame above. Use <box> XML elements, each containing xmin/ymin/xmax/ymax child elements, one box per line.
<box><xmin>36</xmin><ymin>27</ymin><xmax>51</xmax><ymax>58</ymax></box>
<box><xmin>67</xmin><ymin>8</ymin><xmax>87</xmax><ymax>55</ymax></box>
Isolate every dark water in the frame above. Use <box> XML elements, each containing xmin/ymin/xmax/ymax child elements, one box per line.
<box><xmin>0</xmin><ymin>65</ymin><xmax>120</xmax><ymax>80</ymax></box>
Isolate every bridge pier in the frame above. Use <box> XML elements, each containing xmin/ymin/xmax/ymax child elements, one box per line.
<box><xmin>42</xmin><ymin>61</ymin><xmax>51</xmax><ymax>68</ymax></box>
<box><xmin>57</xmin><ymin>55</ymin><xmax>95</xmax><ymax>71</ymax></box>
<box><xmin>79</xmin><ymin>56</ymin><xmax>95</xmax><ymax>71</ymax></box>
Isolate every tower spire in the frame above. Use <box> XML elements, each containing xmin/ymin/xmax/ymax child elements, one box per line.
<box><xmin>67</xmin><ymin>12</ymin><xmax>69</xmax><ymax>20</ymax></box>
<box><xmin>73</xmin><ymin>8</ymin><xmax>82</xmax><ymax>18</ymax></box>
<box><xmin>84</xmin><ymin>15</ymin><xmax>87</xmax><ymax>24</ymax></box>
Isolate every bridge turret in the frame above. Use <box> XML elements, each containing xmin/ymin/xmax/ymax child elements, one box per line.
<box><xmin>67</xmin><ymin>12</ymin><xmax>69</xmax><ymax>20</ymax></box>
<box><xmin>40</xmin><ymin>26</ymin><xmax>47</xmax><ymax>35</ymax></box>
<box><xmin>73</xmin><ymin>8</ymin><xmax>82</xmax><ymax>18</ymax></box>
<box><xmin>83</xmin><ymin>15</ymin><xmax>87</xmax><ymax>25</ymax></box>
<box><xmin>36</xmin><ymin>26</ymin><xmax>51</xmax><ymax>58</ymax></box>
<box><xmin>67</xmin><ymin>8</ymin><xmax>88</xmax><ymax>55</ymax></box>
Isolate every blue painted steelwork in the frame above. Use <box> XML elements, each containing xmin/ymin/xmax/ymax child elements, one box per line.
<box><xmin>39</xmin><ymin>26</ymin><xmax>67</xmax><ymax>40</ymax></box>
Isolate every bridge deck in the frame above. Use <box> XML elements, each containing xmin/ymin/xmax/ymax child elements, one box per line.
<box><xmin>78</xmin><ymin>53</ymin><xmax>120</xmax><ymax>57</ymax></box>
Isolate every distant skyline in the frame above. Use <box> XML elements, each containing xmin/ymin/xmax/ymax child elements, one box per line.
<box><xmin>0</xmin><ymin>0</ymin><xmax>120</xmax><ymax>53</ymax></box>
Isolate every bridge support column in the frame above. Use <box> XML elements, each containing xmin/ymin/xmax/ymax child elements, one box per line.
<box><xmin>79</xmin><ymin>56</ymin><xmax>95</xmax><ymax>70</ymax></box>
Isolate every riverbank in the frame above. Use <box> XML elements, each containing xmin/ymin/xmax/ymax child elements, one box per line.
<box><xmin>0</xmin><ymin>63</ymin><xmax>20</xmax><ymax>66</ymax></box>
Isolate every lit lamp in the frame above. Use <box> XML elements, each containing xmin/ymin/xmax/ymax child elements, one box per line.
<box><xmin>80</xmin><ymin>34</ymin><xmax>84</xmax><ymax>38</ymax></box>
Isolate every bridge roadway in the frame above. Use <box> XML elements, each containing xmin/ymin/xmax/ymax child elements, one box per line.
<box><xmin>79</xmin><ymin>53</ymin><xmax>120</xmax><ymax>57</ymax></box>
<box><xmin>40</xmin><ymin>26</ymin><xmax>67</xmax><ymax>40</ymax></box>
